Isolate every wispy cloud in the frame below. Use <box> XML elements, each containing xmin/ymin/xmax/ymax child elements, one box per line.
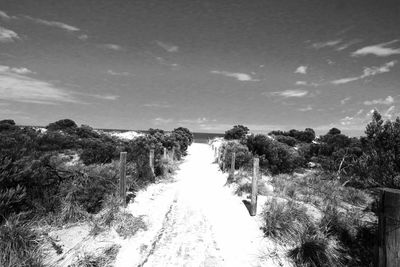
<box><xmin>0</xmin><ymin>66</ymin><xmax>79</xmax><ymax>104</ymax></box>
<box><xmin>270</xmin><ymin>89</ymin><xmax>309</xmax><ymax>98</ymax></box>
<box><xmin>295</xmin><ymin>80</ymin><xmax>318</xmax><ymax>87</ymax></box>
<box><xmin>143</xmin><ymin>103</ymin><xmax>172</xmax><ymax>108</ymax></box>
<box><xmin>107</xmin><ymin>70</ymin><xmax>130</xmax><ymax>76</ymax></box>
<box><xmin>155</xmin><ymin>40</ymin><xmax>179</xmax><ymax>53</ymax></box>
<box><xmin>294</xmin><ymin>65</ymin><xmax>307</xmax><ymax>74</ymax></box>
<box><xmin>298</xmin><ymin>105</ymin><xmax>313</xmax><ymax>112</ymax></box>
<box><xmin>153</xmin><ymin>117</ymin><xmax>173</xmax><ymax>125</ymax></box>
<box><xmin>179</xmin><ymin>117</ymin><xmax>216</xmax><ymax>124</ymax></box>
<box><xmin>101</xmin><ymin>44</ymin><xmax>124</xmax><ymax>51</ymax></box>
<box><xmin>0</xmin><ymin>65</ymin><xmax>34</xmax><ymax>74</ymax></box>
<box><xmin>312</xmin><ymin>39</ymin><xmax>342</xmax><ymax>49</ymax></box>
<box><xmin>352</xmin><ymin>40</ymin><xmax>400</xmax><ymax>57</ymax></box>
<box><xmin>211</xmin><ymin>70</ymin><xmax>259</xmax><ymax>81</ymax></box>
<box><xmin>92</xmin><ymin>94</ymin><xmax>119</xmax><ymax>101</ymax></box>
<box><xmin>331</xmin><ymin>61</ymin><xmax>397</xmax><ymax>85</ymax></box>
<box><xmin>0</xmin><ymin>10</ymin><xmax>16</xmax><ymax>20</ymax></box>
<box><xmin>364</xmin><ymin>96</ymin><xmax>394</xmax><ymax>106</ymax></box>
<box><xmin>24</xmin><ymin>15</ymin><xmax>79</xmax><ymax>32</ymax></box>
<box><xmin>0</xmin><ymin>26</ymin><xmax>19</xmax><ymax>43</ymax></box>
<box><xmin>335</xmin><ymin>39</ymin><xmax>361</xmax><ymax>51</ymax></box>
<box><xmin>340</xmin><ymin>97</ymin><xmax>351</xmax><ymax>105</ymax></box>
<box><xmin>78</xmin><ymin>34</ymin><xmax>89</xmax><ymax>41</ymax></box>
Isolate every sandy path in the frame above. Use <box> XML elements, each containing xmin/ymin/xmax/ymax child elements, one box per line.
<box><xmin>115</xmin><ymin>143</ymin><xmax>268</xmax><ymax>267</ymax></box>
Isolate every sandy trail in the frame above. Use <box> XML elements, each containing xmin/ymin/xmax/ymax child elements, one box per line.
<box><xmin>115</xmin><ymin>143</ymin><xmax>267</xmax><ymax>267</ymax></box>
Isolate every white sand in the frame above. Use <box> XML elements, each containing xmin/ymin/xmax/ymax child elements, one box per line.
<box><xmin>110</xmin><ymin>131</ymin><xmax>142</xmax><ymax>140</ymax></box>
<box><xmin>115</xmin><ymin>143</ymin><xmax>288</xmax><ymax>267</ymax></box>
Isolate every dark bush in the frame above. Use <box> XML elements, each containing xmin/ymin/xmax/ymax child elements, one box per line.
<box><xmin>80</xmin><ymin>138</ymin><xmax>117</xmax><ymax>165</ymax></box>
<box><xmin>220</xmin><ymin>141</ymin><xmax>252</xmax><ymax>170</ymax></box>
<box><xmin>46</xmin><ymin>119</ymin><xmax>78</xmax><ymax>133</ymax></box>
<box><xmin>275</xmin><ymin>135</ymin><xmax>297</xmax><ymax>146</ymax></box>
<box><xmin>224</xmin><ymin>125</ymin><xmax>249</xmax><ymax>140</ymax></box>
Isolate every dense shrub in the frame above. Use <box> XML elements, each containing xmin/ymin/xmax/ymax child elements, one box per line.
<box><xmin>275</xmin><ymin>135</ymin><xmax>297</xmax><ymax>146</ymax></box>
<box><xmin>246</xmin><ymin>134</ymin><xmax>304</xmax><ymax>174</ymax></box>
<box><xmin>220</xmin><ymin>141</ymin><xmax>252</xmax><ymax>170</ymax></box>
<box><xmin>224</xmin><ymin>125</ymin><xmax>249</xmax><ymax>140</ymax></box>
<box><xmin>46</xmin><ymin>118</ymin><xmax>78</xmax><ymax>133</ymax></box>
<box><xmin>80</xmin><ymin>138</ymin><xmax>118</xmax><ymax>165</ymax></box>
<box><xmin>269</xmin><ymin>128</ymin><xmax>315</xmax><ymax>143</ymax></box>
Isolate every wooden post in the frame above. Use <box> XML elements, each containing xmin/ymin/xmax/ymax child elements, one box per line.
<box><xmin>378</xmin><ymin>188</ymin><xmax>400</xmax><ymax>267</ymax></box>
<box><xmin>119</xmin><ymin>152</ymin><xmax>127</xmax><ymax>206</ymax></box>
<box><xmin>230</xmin><ymin>152</ymin><xmax>236</xmax><ymax>177</ymax></box>
<box><xmin>214</xmin><ymin>147</ymin><xmax>217</xmax><ymax>158</ymax></box>
<box><xmin>250</xmin><ymin>158</ymin><xmax>259</xmax><ymax>216</ymax></box>
<box><xmin>171</xmin><ymin>147</ymin><xmax>175</xmax><ymax>160</ymax></box>
<box><xmin>149</xmin><ymin>149</ymin><xmax>155</xmax><ymax>175</ymax></box>
<box><xmin>163</xmin><ymin>147</ymin><xmax>167</xmax><ymax>159</ymax></box>
<box><xmin>222</xmin><ymin>148</ymin><xmax>227</xmax><ymax>171</ymax></box>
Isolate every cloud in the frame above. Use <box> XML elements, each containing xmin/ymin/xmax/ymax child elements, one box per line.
<box><xmin>335</xmin><ymin>39</ymin><xmax>361</xmax><ymax>51</ymax></box>
<box><xmin>92</xmin><ymin>94</ymin><xmax>119</xmax><ymax>100</ymax></box>
<box><xmin>107</xmin><ymin>70</ymin><xmax>130</xmax><ymax>76</ymax></box>
<box><xmin>312</xmin><ymin>39</ymin><xmax>342</xmax><ymax>49</ymax></box>
<box><xmin>352</xmin><ymin>40</ymin><xmax>400</xmax><ymax>57</ymax></box>
<box><xmin>0</xmin><ymin>66</ymin><xmax>79</xmax><ymax>104</ymax></box>
<box><xmin>143</xmin><ymin>103</ymin><xmax>172</xmax><ymax>108</ymax></box>
<box><xmin>102</xmin><ymin>44</ymin><xmax>124</xmax><ymax>51</ymax></box>
<box><xmin>364</xmin><ymin>96</ymin><xmax>394</xmax><ymax>106</ymax></box>
<box><xmin>0</xmin><ymin>26</ymin><xmax>19</xmax><ymax>43</ymax></box>
<box><xmin>211</xmin><ymin>70</ymin><xmax>259</xmax><ymax>81</ymax></box>
<box><xmin>24</xmin><ymin>15</ymin><xmax>80</xmax><ymax>32</ymax></box>
<box><xmin>155</xmin><ymin>40</ymin><xmax>179</xmax><ymax>53</ymax></box>
<box><xmin>0</xmin><ymin>65</ymin><xmax>34</xmax><ymax>74</ymax></box>
<box><xmin>295</xmin><ymin>80</ymin><xmax>318</xmax><ymax>87</ymax></box>
<box><xmin>78</xmin><ymin>34</ymin><xmax>89</xmax><ymax>41</ymax></box>
<box><xmin>294</xmin><ymin>65</ymin><xmax>307</xmax><ymax>74</ymax></box>
<box><xmin>331</xmin><ymin>61</ymin><xmax>397</xmax><ymax>85</ymax></box>
<box><xmin>0</xmin><ymin>10</ymin><xmax>16</xmax><ymax>20</ymax></box>
<box><xmin>340</xmin><ymin>97</ymin><xmax>351</xmax><ymax>105</ymax></box>
<box><xmin>153</xmin><ymin>117</ymin><xmax>173</xmax><ymax>125</ymax></box>
<box><xmin>298</xmin><ymin>105</ymin><xmax>313</xmax><ymax>112</ymax></box>
<box><xmin>179</xmin><ymin>117</ymin><xmax>216</xmax><ymax>124</ymax></box>
<box><xmin>270</xmin><ymin>89</ymin><xmax>308</xmax><ymax>98</ymax></box>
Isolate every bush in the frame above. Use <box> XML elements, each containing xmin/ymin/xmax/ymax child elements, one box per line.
<box><xmin>220</xmin><ymin>141</ymin><xmax>252</xmax><ymax>170</ymax></box>
<box><xmin>80</xmin><ymin>139</ymin><xmax>117</xmax><ymax>165</ymax></box>
<box><xmin>269</xmin><ymin>128</ymin><xmax>315</xmax><ymax>143</ymax></box>
<box><xmin>261</xmin><ymin>199</ymin><xmax>310</xmax><ymax>242</ymax></box>
<box><xmin>287</xmin><ymin>226</ymin><xmax>345</xmax><ymax>267</ymax></box>
<box><xmin>246</xmin><ymin>134</ymin><xmax>304</xmax><ymax>174</ymax></box>
<box><xmin>46</xmin><ymin>119</ymin><xmax>78</xmax><ymax>133</ymax></box>
<box><xmin>224</xmin><ymin>125</ymin><xmax>249</xmax><ymax>140</ymax></box>
<box><xmin>0</xmin><ymin>214</ymin><xmax>44</xmax><ymax>267</ymax></box>
<box><xmin>275</xmin><ymin>135</ymin><xmax>297</xmax><ymax>146</ymax></box>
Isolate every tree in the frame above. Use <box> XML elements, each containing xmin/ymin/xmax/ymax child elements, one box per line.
<box><xmin>46</xmin><ymin>119</ymin><xmax>78</xmax><ymax>133</ymax></box>
<box><xmin>327</xmin><ymin>128</ymin><xmax>341</xmax><ymax>135</ymax></box>
<box><xmin>224</xmin><ymin>125</ymin><xmax>249</xmax><ymax>140</ymax></box>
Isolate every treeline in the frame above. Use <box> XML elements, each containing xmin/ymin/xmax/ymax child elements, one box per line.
<box><xmin>222</xmin><ymin>110</ymin><xmax>400</xmax><ymax>188</ymax></box>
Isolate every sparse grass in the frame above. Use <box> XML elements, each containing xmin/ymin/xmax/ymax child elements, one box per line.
<box><xmin>0</xmin><ymin>213</ymin><xmax>45</xmax><ymax>267</ymax></box>
<box><xmin>287</xmin><ymin>226</ymin><xmax>346</xmax><ymax>267</ymax></box>
<box><xmin>261</xmin><ymin>199</ymin><xmax>310</xmax><ymax>243</ymax></box>
<box><xmin>69</xmin><ymin>244</ymin><xmax>120</xmax><ymax>267</ymax></box>
<box><xmin>114</xmin><ymin>213</ymin><xmax>147</xmax><ymax>238</ymax></box>
<box><xmin>234</xmin><ymin>183</ymin><xmax>252</xmax><ymax>196</ymax></box>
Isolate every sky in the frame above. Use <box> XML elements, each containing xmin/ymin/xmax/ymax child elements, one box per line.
<box><xmin>0</xmin><ymin>0</ymin><xmax>399</xmax><ymax>136</ymax></box>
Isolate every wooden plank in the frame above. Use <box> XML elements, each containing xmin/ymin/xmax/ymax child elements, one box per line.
<box><xmin>378</xmin><ymin>188</ymin><xmax>400</xmax><ymax>267</ymax></box>
<box><xmin>250</xmin><ymin>158</ymin><xmax>259</xmax><ymax>216</ymax></box>
<box><xmin>119</xmin><ymin>152</ymin><xmax>127</xmax><ymax>206</ymax></box>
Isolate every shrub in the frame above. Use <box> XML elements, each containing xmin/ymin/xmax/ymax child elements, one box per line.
<box><xmin>69</xmin><ymin>244</ymin><xmax>120</xmax><ymax>267</ymax></box>
<box><xmin>275</xmin><ymin>135</ymin><xmax>297</xmax><ymax>146</ymax></box>
<box><xmin>269</xmin><ymin>128</ymin><xmax>315</xmax><ymax>143</ymax></box>
<box><xmin>224</xmin><ymin>125</ymin><xmax>249</xmax><ymax>140</ymax></box>
<box><xmin>220</xmin><ymin>141</ymin><xmax>252</xmax><ymax>170</ymax></box>
<box><xmin>287</xmin><ymin>226</ymin><xmax>345</xmax><ymax>267</ymax></box>
<box><xmin>261</xmin><ymin>199</ymin><xmax>310</xmax><ymax>242</ymax></box>
<box><xmin>46</xmin><ymin>118</ymin><xmax>78</xmax><ymax>133</ymax></box>
<box><xmin>0</xmin><ymin>214</ymin><xmax>44</xmax><ymax>267</ymax></box>
<box><xmin>80</xmin><ymin>139</ymin><xmax>117</xmax><ymax>165</ymax></box>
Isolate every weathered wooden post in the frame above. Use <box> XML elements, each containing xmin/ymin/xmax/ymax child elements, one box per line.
<box><xmin>250</xmin><ymin>157</ymin><xmax>259</xmax><ymax>216</ymax></box>
<box><xmin>163</xmin><ymin>147</ymin><xmax>167</xmax><ymax>159</ymax></box>
<box><xmin>222</xmin><ymin>148</ymin><xmax>227</xmax><ymax>171</ymax></box>
<box><xmin>378</xmin><ymin>188</ymin><xmax>400</xmax><ymax>267</ymax></box>
<box><xmin>171</xmin><ymin>147</ymin><xmax>175</xmax><ymax>160</ymax></box>
<box><xmin>230</xmin><ymin>152</ymin><xmax>236</xmax><ymax>177</ymax></box>
<box><xmin>149</xmin><ymin>149</ymin><xmax>155</xmax><ymax>175</ymax></box>
<box><xmin>214</xmin><ymin>147</ymin><xmax>217</xmax><ymax>158</ymax></box>
<box><xmin>119</xmin><ymin>152</ymin><xmax>127</xmax><ymax>206</ymax></box>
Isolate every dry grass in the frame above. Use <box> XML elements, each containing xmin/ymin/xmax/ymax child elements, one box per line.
<box><xmin>69</xmin><ymin>244</ymin><xmax>120</xmax><ymax>267</ymax></box>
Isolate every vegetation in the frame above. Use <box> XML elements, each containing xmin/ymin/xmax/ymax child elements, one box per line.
<box><xmin>224</xmin><ymin>125</ymin><xmax>249</xmax><ymax>140</ymax></box>
<box><xmin>0</xmin><ymin>118</ymin><xmax>193</xmax><ymax>266</ymax></box>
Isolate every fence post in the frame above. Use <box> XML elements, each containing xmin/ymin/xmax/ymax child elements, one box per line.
<box><xmin>222</xmin><ymin>148</ymin><xmax>227</xmax><ymax>171</ymax></box>
<box><xmin>149</xmin><ymin>149</ymin><xmax>155</xmax><ymax>175</ymax></box>
<box><xmin>230</xmin><ymin>152</ymin><xmax>236</xmax><ymax>177</ymax></box>
<box><xmin>250</xmin><ymin>157</ymin><xmax>259</xmax><ymax>216</ymax></box>
<box><xmin>171</xmin><ymin>147</ymin><xmax>175</xmax><ymax>161</ymax></box>
<box><xmin>214</xmin><ymin>147</ymin><xmax>217</xmax><ymax>158</ymax></box>
<box><xmin>163</xmin><ymin>147</ymin><xmax>167</xmax><ymax>159</ymax></box>
<box><xmin>378</xmin><ymin>188</ymin><xmax>400</xmax><ymax>267</ymax></box>
<box><xmin>119</xmin><ymin>152</ymin><xmax>127</xmax><ymax>206</ymax></box>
